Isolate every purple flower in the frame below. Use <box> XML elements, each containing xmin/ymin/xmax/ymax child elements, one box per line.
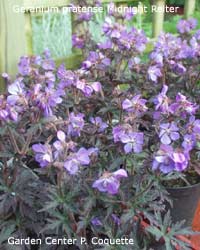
<box><xmin>45</xmin><ymin>71</ymin><xmax>56</xmax><ymax>84</ymax></box>
<box><xmin>91</xmin><ymin>82</ymin><xmax>102</xmax><ymax>93</ymax></box>
<box><xmin>91</xmin><ymin>217</ymin><xmax>102</xmax><ymax>226</ymax></box>
<box><xmin>90</xmin><ymin>117</ymin><xmax>108</xmax><ymax>132</ymax></box>
<box><xmin>0</xmin><ymin>95</ymin><xmax>9</xmax><ymax>121</ymax></box>
<box><xmin>117</xmin><ymin>30</ymin><xmax>132</xmax><ymax>50</ymax></box>
<box><xmin>18</xmin><ymin>56</ymin><xmax>31</xmax><ymax>76</ymax></box>
<box><xmin>112</xmin><ymin>27</ymin><xmax>147</xmax><ymax>52</ymax></box>
<box><xmin>53</xmin><ymin>130</ymin><xmax>67</xmax><ymax>158</ymax></box>
<box><xmin>2</xmin><ymin>72</ymin><xmax>10</xmax><ymax>79</ymax></box>
<box><xmin>177</xmin><ymin>18</ymin><xmax>197</xmax><ymax>34</ymax></box>
<box><xmin>88</xmin><ymin>147</ymin><xmax>99</xmax><ymax>157</ymax></box>
<box><xmin>153</xmin><ymin>144</ymin><xmax>174</xmax><ymax>173</ymax></box>
<box><xmin>122</xmin><ymin>95</ymin><xmax>147</xmax><ymax>114</ymax></box>
<box><xmin>186</xmin><ymin>116</ymin><xmax>200</xmax><ymax>135</ymax></box>
<box><xmin>120</xmin><ymin>132</ymin><xmax>144</xmax><ymax>154</ymax></box>
<box><xmin>75</xmin><ymin>80</ymin><xmax>102</xmax><ymax>97</ymax></box>
<box><xmin>64</xmin><ymin>148</ymin><xmax>90</xmax><ymax>175</ymax></box>
<box><xmin>98</xmin><ymin>40</ymin><xmax>112</xmax><ymax>50</ymax></box>
<box><xmin>112</xmin><ymin>125</ymin><xmax>126</xmax><ymax>143</ymax></box>
<box><xmin>171</xmin><ymin>151</ymin><xmax>189</xmax><ymax>172</ymax></box>
<box><xmin>43</xmin><ymin>48</ymin><xmax>51</xmax><ymax>59</ymax></box>
<box><xmin>194</xmin><ymin>30</ymin><xmax>200</xmax><ymax>40</ymax></box>
<box><xmin>111</xmin><ymin>214</ymin><xmax>121</xmax><ymax>225</ymax></box>
<box><xmin>42</xmin><ymin>58</ymin><xmax>55</xmax><ymax>71</ymax></box>
<box><xmin>154</xmin><ymin>85</ymin><xmax>170</xmax><ymax>114</ymax></box>
<box><xmin>128</xmin><ymin>28</ymin><xmax>147</xmax><ymax>53</ymax></box>
<box><xmin>107</xmin><ymin>2</ymin><xmax>115</xmax><ymax>15</ymax></box>
<box><xmin>75</xmin><ymin>80</ymin><xmax>93</xmax><ymax>96</ymax></box>
<box><xmin>92</xmin><ymin>169</ymin><xmax>128</xmax><ymax>195</ymax></box>
<box><xmin>78</xmin><ymin>12</ymin><xmax>93</xmax><ymax>21</ymax></box>
<box><xmin>82</xmin><ymin>51</ymin><xmax>111</xmax><ymax>71</ymax></box>
<box><xmin>0</xmin><ymin>109</ymin><xmax>8</xmax><ymax>121</ymax></box>
<box><xmin>182</xmin><ymin>134</ymin><xmax>196</xmax><ymax>152</ymax></box>
<box><xmin>190</xmin><ymin>36</ymin><xmax>200</xmax><ymax>57</ymax></box>
<box><xmin>150</xmin><ymin>52</ymin><xmax>163</xmax><ymax>65</ymax></box>
<box><xmin>152</xmin><ymin>32</ymin><xmax>193</xmax><ymax>64</ymax></box>
<box><xmin>123</xmin><ymin>10</ymin><xmax>134</xmax><ymax>20</ymax></box>
<box><xmin>128</xmin><ymin>57</ymin><xmax>141</xmax><ymax>69</ymax></box>
<box><xmin>103</xmin><ymin>17</ymin><xmax>121</xmax><ymax>38</ymax></box>
<box><xmin>35</xmin><ymin>85</ymin><xmax>62</xmax><ymax>117</ymax></box>
<box><xmin>7</xmin><ymin>106</ymin><xmax>18</xmax><ymax>122</ymax></box>
<box><xmin>159</xmin><ymin>122</ymin><xmax>180</xmax><ymax>145</ymax></box>
<box><xmin>173</xmin><ymin>63</ymin><xmax>186</xmax><ymax>74</ymax></box>
<box><xmin>153</xmin><ymin>145</ymin><xmax>188</xmax><ymax>173</ymax></box>
<box><xmin>57</xmin><ymin>65</ymin><xmax>77</xmax><ymax>89</ymax></box>
<box><xmin>67</xmin><ymin>112</ymin><xmax>85</xmax><ymax>137</ymax></box>
<box><xmin>72</xmin><ymin>34</ymin><xmax>84</xmax><ymax>49</ymax></box>
<box><xmin>32</xmin><ymin>143</ymin><xmax>53</xmax><ymax>167</ymax></box>
<box><xmin>170</xmin><ymin>93</ymin><xmax>198</xmax><ymax>116</ymax></box>
<box><xmin>7</xmin><ymin>81</ymin><xmax>26</xmax><ymax>105</ymax></box>
<box><xmin>148</xmin><ymin>65</ymin><xmax>162</xmax><ymax>82</ymax></box>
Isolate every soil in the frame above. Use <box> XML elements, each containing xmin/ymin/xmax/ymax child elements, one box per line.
<box><xmin>163</xmin><ymin>170</ymin><xmax>200</xmax><ymax>188</ymax></box>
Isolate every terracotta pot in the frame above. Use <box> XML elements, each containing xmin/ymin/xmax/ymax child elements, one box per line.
<box><xmin>166</xmin><ymin>182</ymin><xmax>200</xmax><ymax>227</ymax></box>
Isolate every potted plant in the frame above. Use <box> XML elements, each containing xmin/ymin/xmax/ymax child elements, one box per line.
<box><xmin>72</xmin><ymin>1</ymin><xmax>200</xmax><ymax>225</ymax></box>
<box><xmin>0</xmin><ymin>2</ymin><xmax>199</xmax><ymax>249</ymax></box>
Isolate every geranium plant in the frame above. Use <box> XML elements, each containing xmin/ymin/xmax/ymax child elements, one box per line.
<box><xmin>0</xmin><ymin>2</ymin><xmax>199</xmax><ymax>249</ymax></box>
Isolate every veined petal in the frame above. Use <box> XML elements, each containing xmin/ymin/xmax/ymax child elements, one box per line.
<box><xmin>161</xmin><ymin>133</ymin><xmax>171</xmax><ymax>145</ymax></box>
<box><xmin>170</xmin><ymin>132</ymin><xmax>180</xmax><ymax>141</ymax></box>
<box><xmin>113</xmin><ymin>169</ymin><xmax>128</xmax><ymax>179</ymax></box>
<box><xmin>124</xmin><ymin>143</ymin><xmax>133</xmax><ymax>154</ymax></box>
<box><xmin>122</xmin><ymin>99</ymin><xmax>132</xmax><ymax>110</ymax></box>
<box><xmin>57</xmin><ymin>130</ymin><xmax>66</xmax><ymax>142</ymax></box>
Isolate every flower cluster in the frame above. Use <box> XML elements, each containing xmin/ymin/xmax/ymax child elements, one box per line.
<box><xmin>152</xmin><ymin>85</ymin><xmax>200</xmax><ymax>173</ymax></box>
<box><xmin>32</xmin><ymin>130</ymin><xmax>98</xmax><ymax>175</ymax></box>
<box><xmin>82</xmin><ymin>51</ymin><xmax>111</xmax><ymax>71</ymax></box>
<box><xmin>102</xmin><ymin>17</ymin><xmax>147</xmax><ymax>53</ymax></box>
<box><xmin>177</xmin><ymin>18</ymin><xmax>197</xmax><ymax>34</ymax></box>
<box><xmin>153</xmin><ymin>144</ymin><xmax>189</xmax><ymax>173</ymax></box>
<box><xmin>148</xmin><ymin>23</ymin><xmax>200</xmax><ymax>82</ymax></box>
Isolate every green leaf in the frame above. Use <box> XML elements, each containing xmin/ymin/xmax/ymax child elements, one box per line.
<box><xmin>0</xmin><ymin>224</ymin><xmax>16</xmax><ymax>244</ymax></box>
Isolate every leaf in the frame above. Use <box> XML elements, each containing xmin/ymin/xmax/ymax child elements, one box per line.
<box><xmin>145</xmin><ymin>211</ymin><xmax>193</xmax><ymax>250</ymax></box>
<box><xmin>39</xmin><ymin>219</ymin><xmax>62</xmax><ymax>234</ymax></box>
<box><xmin>0</xmin><ymin>224</ymin><xmax>16</xmax><ymax>244</ymax></box>
<box><xmin>110</xmin><ymin>157</ymin><xmax>124</xmax><ymax>170</ymax></box>
<box><xmin>98</xmin><ymin>106</ymin><xmax>116</xmax><ymax>115</ymax></box>
<box><xmin>146</xmin><ymin>226</ymin><xmax>163</xmax><ymax>241</ymax></box>
<box><xmin>0</xmin><ymin>152</ymin><xmax>13</xmax><ymax>158</ymax></box>
<box><xmin>121</xmin><ymin>210</ymin><xmax>135</xmax><ymax>224</ymax></box>
<box><xmin>38</xmin><ymin>200</ymin><xmax>58</xmax><ymax>212</ymax></box>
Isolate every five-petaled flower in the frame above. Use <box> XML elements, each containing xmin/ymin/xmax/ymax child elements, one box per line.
<box><xmin>64</xmin><ymin>148</ymin><xmax>91</xmax><ymax>175</ymax></box>
<box><xmin>154</xmin><ymin>85</ymin><xmax>170</xmax><ymax>114</ymax></box>
<box><xmin>159</xmin><ymin>122</ymin><xmax>180</xmax><ymax>145</ymax></box>
<box><xmin>120</xmin><ymin>132</ymin><xmax>144</xmax><ymax>154</ymax></box>
<box><xmin>32</xmin><ymin>143</ymin><xmax>53</xmax><ymax>167</ymax></box>
<box><xmin>148</xmin><ymin>65</ymin><xmax>162</xmax><ymax>82</ymax></box>
<box><xmin>92</xmin><ymin>169</ymin><xmax>128</xmax><ymax>195</ymax></box>
<box><xmin>90</xmin><ymin>116</ymin><xmax>108</xmax><ymax>132</ymax></box>
<box><xmin>122</xmin><ymin>95</ymin><xmax>148</xmax><ymax>114</ymax></box>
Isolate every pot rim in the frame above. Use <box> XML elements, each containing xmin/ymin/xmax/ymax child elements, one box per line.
<box><xmin>166</xmin><ymin>180</ymin><xmax>200</xmax><ymax>191</ymax></box>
